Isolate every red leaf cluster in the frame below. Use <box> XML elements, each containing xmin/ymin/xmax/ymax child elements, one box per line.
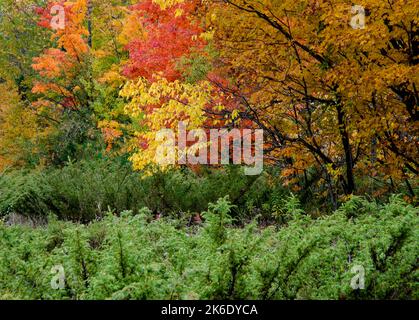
<box><xmin>123</xmin><ymin>0</ymin><xmax>206</xmax><ymax>81</ymax></box>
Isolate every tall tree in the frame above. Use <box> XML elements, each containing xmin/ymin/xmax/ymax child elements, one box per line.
<box><xmin>205</xmin><ymin>0</ymin><xmax>418</xmax><ymax>196</ymax></box>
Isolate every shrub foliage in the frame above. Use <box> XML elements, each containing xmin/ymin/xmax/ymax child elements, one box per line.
<box><xmin>1</xmin><ymin>196</ymin><xmax>417</xmax><ymax>300</ymax></box>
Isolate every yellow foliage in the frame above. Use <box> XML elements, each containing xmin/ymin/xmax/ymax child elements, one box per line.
<box><xmin>0</xmin><ymin>82</ymin><xmax>53</xmax><ymax>170</ymax></box>
<box><xmin>120</xmin><ymin>76</ymin><xmax>220</xmax><ymax>171</ymax></box>
<box><xmin>209</xmin><ymin>0</ymin><xmax>418</xmax><ymax>192</ymax></box>
<box><xmin>152</xmin><ymin>0</ymin><xmax>185</xmax><ymax>9</ymax></box>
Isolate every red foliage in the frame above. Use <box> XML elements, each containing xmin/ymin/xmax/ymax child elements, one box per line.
<box><xmin>123</xmin><ymin>0</ymin><xmax>206</xmax><ymax>81</ymax></box>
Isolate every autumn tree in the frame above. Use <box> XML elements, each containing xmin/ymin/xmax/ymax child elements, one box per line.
<box><xmin>203</xmin><ymin>0</ymin><xmax>418</xmax><ymax>200</ymax></box>
<box><xmin>0</xmin><ymin>0</ymin><xmax>57</xmax><ymax>169</ymax></box>
<box><xmin>0</xmin><ymin>81</ymin><xmax>54</xmax><ymax>170</ymax></box>
<box><xmin>30</xmin><ymin>0</ymin><xmax>132</xmax><ymax>162</ymax></box>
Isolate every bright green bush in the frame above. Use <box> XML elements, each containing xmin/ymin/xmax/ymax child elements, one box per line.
<box><xmin>0</xmin><ymin>196</ymin><xmax>417</xmax><ymax>300</ymax></box>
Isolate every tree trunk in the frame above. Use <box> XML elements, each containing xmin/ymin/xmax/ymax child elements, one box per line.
<box><xmin>336</xmin><ymin>104</ymin><xmax>356</xmax><ymax>194</ymax></box>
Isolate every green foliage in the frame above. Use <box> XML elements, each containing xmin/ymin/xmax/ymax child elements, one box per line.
<box><xmin>0</xmin><ymin>159</ymin><xmax>278</xmax><ymax>221</ymax></box>
<box><xmin>177</xmin><ymin>53</ymin><xmax>212</xmax><ymax>84</ymax></box>
<box><xmin>0</xmin><ymin>0</ymin><xmax>50</xmax><ymax>95</ymax></box>
<box><xmin>202</xmin><ymin>196</ymin><xmax>234</xmax><ymax>246</ymax></box>
<box><xmin>0</xmin><ymin>170</ymin><xmax>51</xmax><ymax>217</ymax></box>
<box><xmin>0</xmin><ymin>196</ymin><xmax>417</xmax><ymax>300</ymax></box>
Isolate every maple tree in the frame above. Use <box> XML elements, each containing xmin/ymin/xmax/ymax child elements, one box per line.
<box><xmin>201</xmin><ymin>0</ymin><xmax>418</xmax><ymax>199</ymax></box>
<box><xmin>119</xmin><ymin>0</ymin><xmax>211</xmax><ymax>171</ymax></box>
<box><xmin>32</xmin><ymin>0</ymin><xmax>91</xmax><ymax>109</ymax></box>
<box><xmin>119</xmin><ymin>0</ymin><xmax>256</xmax><ymax>173</ymax></box>
<box><xmin>28</xmin><ymin>0</ymin><xmax>130</xmax><ymax>161</ymax></box>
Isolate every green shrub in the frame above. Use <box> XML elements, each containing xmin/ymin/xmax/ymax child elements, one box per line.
<box><xmin>0</xmin><ymin>170</ymin><xmax>52</xmax><ymax>217</ymax></box>
<box><xmin>0</xmin><ymin>196</ymin><xmax>417</xmax><ymax>300</ymax></box>
<box><xmin>0</xmin><ymin>159</ymin><xmax>282</xmax><ymax>221</ymax></box>
<box><xmin>0</xmin><ymin>158</ymin><xmax>145</xmax><ymax>221</ymax></box>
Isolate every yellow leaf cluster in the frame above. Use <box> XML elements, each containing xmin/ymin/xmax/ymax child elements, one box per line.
<box><xmin>120</xmin><ymin>76</ymin><xmax>218</xmax><ymax>171</ymax></box>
